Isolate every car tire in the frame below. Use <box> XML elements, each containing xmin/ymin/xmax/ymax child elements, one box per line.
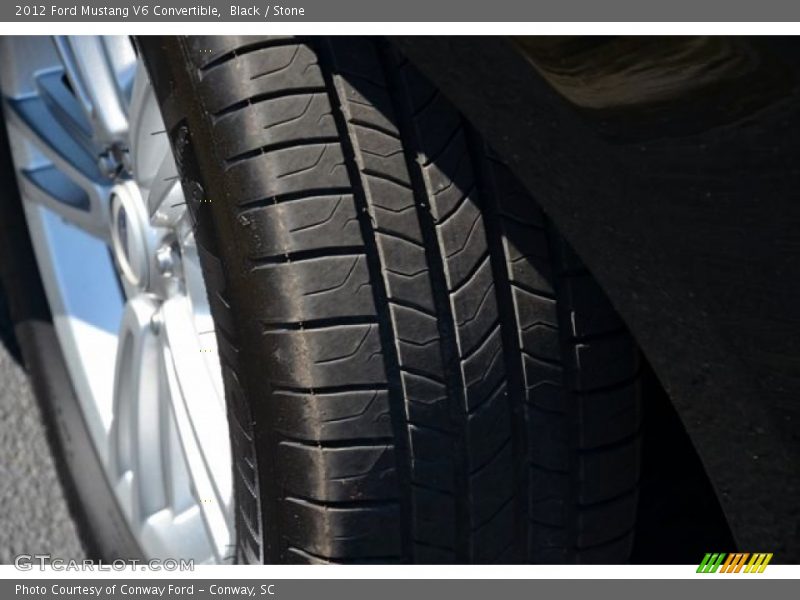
<box><xmin>139</xmin><ymin>35</ymin><xmax>643</xmax><ymax>564</ymax></box>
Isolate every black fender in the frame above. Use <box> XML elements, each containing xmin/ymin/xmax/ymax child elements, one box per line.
<box><xmin>392</xmin><ymin>36</ymin><xmax>800</xmax><ymax>560</ymax></box>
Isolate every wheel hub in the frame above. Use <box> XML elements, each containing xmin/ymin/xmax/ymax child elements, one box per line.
<box><xmin>110</xmin><ymin>181</ymin><xmax>151</xmax><ymax>290</ymax></box>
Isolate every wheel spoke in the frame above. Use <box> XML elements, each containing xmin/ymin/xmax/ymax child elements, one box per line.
<box><xmin>159</xmin><ymin>295</ymin><xmax>233</xmax><ymax>561</ymax></box>
<box><xmin>5</xmin><ymin>83</ymin><xmax>111</xmax><ymax>238</ymax></box>
<box><xmin>3</xmin><ymin>36</ymin><xmax>136</xmax><ymax>238</ymax></box>
<box><xmin>140</xmin><ymin>505</ymin><xmax>216</xmax><ymax>563</ymax></box>
<box><xmin>16</xmin><ymin>164</ymin><xmax>110</xmax><ymax>240</ymax></box>
<box><xmin>53</xmin><ymin>35</ymin><xmax>133</xmax><ymax>147</ymax></box>
<box><xmin>5</xmin><ymin>84</ymin><xmax>104</xmax><ymax>186</ymax></box>
<box><xmin>129</xmin><ymin>61</ymin><xmax>170</xmax><ymax>194</ymax></box>
<box><xmin>109</xmin><ymin>295</ymin><xmax>168</xmax><ymax>525</ymax></box>
<box><xmin>147</xmin><ymin>152</ymin><xmax>185</xmax><ymax>228</ymax></box>
<box><xmin>161</xmin><ymin>381</ymin><xmax>194</xmax><ymax>515</ymax></box>
<box><xmin>129</xmin><ymin>60</ymin><xmax>187</xmax><ymax>230</ymax></box>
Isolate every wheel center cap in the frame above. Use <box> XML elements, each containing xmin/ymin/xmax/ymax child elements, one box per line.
<box><xmin>110</xmin><ymin>181</ymin><xmax>149</xmax><ymax>289</ymax></box>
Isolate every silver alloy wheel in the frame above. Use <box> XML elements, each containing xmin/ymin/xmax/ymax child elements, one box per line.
<box><xmin>0</xmin><ymin>36</ymin><xmax>234</xmax><ymax>563</ymax></box>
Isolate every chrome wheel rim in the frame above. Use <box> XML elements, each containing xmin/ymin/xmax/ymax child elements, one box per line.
<box><xmin>0</xmin><ymin>36</ymin><xmax>234</xmax><ymax>563</ymax></box>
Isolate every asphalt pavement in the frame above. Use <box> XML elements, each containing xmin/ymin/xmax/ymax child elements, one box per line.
<box><xmin>0</xmin><ymin>305</ymin><xmax>85</xmax><ymax>564</ymax></box>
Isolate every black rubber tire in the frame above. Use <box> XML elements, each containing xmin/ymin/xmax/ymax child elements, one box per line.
<box><xmin>139</xmin><ymin>35</ymin><xmax>643</xmax><ymax>565</ymax></box>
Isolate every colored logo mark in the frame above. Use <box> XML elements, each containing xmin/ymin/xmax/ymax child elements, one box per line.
<box><xmin>697</xmin><ymin>553</ymin><xmax>773</xmax><ymax>573</ymax></box>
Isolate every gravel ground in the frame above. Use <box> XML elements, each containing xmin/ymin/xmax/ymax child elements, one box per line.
<box><xmin>0</xmin><ymin>327</ymin><xmax>85</xmax><ymax>563</ymax></box>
